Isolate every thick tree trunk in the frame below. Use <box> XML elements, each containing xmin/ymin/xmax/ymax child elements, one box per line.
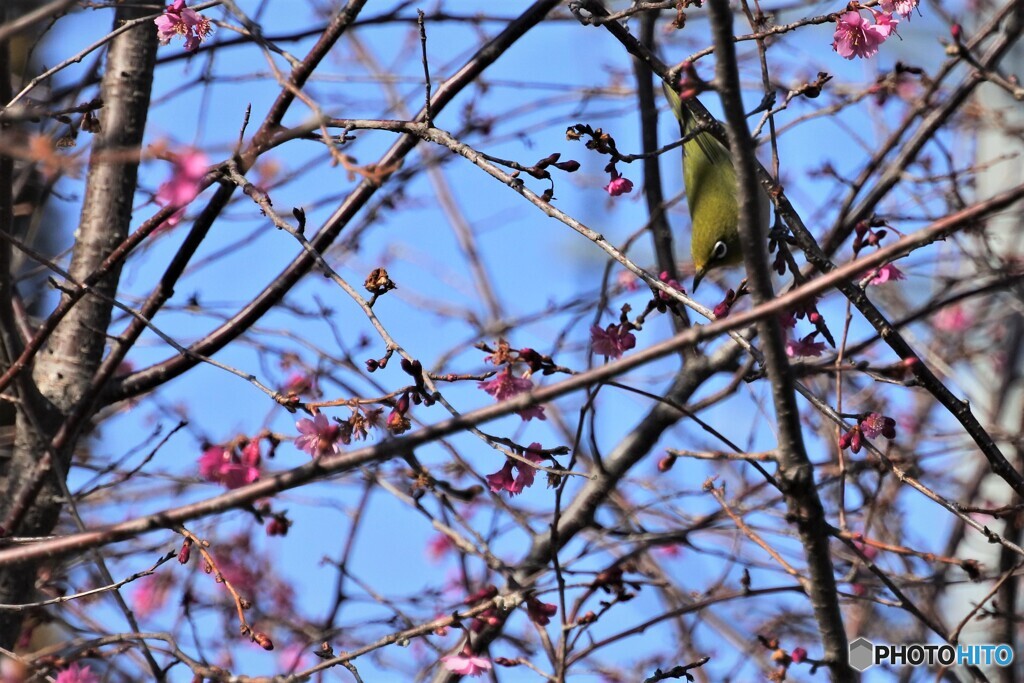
<box><xmin>0</xmin><ymin>2</ymin><xmax>157</xmax><ymax>648</ymax></box>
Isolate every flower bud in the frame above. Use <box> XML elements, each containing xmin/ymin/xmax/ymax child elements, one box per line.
<box><xmin>178</xmin><ymin>539</ymin><xmax>192</xmax><ymax>564</ymax></box>
<box><xmin>253</xmin><ymin>631</ymin><xmax>274</xmax><ymax>650</ymax></box>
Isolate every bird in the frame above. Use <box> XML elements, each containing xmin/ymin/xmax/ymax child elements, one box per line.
<box><xmin>664</xmin><ymin>83</ymin><xmax>766</xmax><ymax>291</ymax></box>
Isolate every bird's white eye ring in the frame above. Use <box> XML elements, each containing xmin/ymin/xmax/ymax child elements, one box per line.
<box><xmin>712</xmin><ymin>241</ymin><xmax>728</xmax><ymax>260</ymax></box>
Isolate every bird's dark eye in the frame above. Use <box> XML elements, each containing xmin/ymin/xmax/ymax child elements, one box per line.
<box><xmin>712</xmin><ymin>241</ymin><xmax>728</xmax><ymax>260</ymax></box>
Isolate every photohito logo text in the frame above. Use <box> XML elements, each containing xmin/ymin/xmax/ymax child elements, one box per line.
<box><xmin>848</xmin><ymin>637</ymin><xmax>1014</xmax><ymax>672</ymax></box>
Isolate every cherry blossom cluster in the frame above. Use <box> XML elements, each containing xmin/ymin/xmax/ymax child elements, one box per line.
<box><xmin>153</xmin><ymin>147</ymin><xmax>208</xmax><ymax>229</ymax></box>
<box><xmin>839</xmin><ymin>412</ymin><xmax>898</xmax><ymax>453</ymax></box>
<box><xmin>851</xmin><ymin>219</ymin><xmax>907</xmax><ymax>285</ymax></box>
<box><xmin>657</xmin><ymin>271</ymin><xmax>684</xmax><ymax>302</ymax></box>
<box><xmin>477</xmin><ymin>340</ymin><xmax>557</xmax><ymax>421</ymax></box>
<box><xmin>485</xmin><ymin>443</ymin><xmax>546</xmax><ymax>496</ymax></box>
<box><xmin>436</xmin><ymin>586</ymin><xmax>558</xmax><ymax>676</ymax></box>
<box><xmin>781</xmin><ymin>300</ymin><xmax>830</xmax><ymax>358</ymax></box>
<box><xmin>786</xmin><ymin>330</ymin><xmax>827</xmax><ymax>358</ymax></box>
<box><xmin>198</xmin><ymin>437</ymin><xmax>265</xmax><ymax>489</ymax></box>
<box><xmin>590</xmin><ymin>322</ymin><xmax>636</xmax><ymax>359</ymax></box>
<box><xmin>831</xmin><ymin>0</ymin><xmax>919</xmax><ymax>60</ymax></box>
<box><xmin>566</xmin><ymin>122</ymin><xmax>635</xmax><ymax>198</ymax></box>
<box><xmin>294</xmin><ymin>406</ymin><xmax>384</xmax><ymax>458</ymax></box>
<box><xmin>154</xmin><ymin>0</ymin><xmax>212</xmax><ymax>52</ymax></box>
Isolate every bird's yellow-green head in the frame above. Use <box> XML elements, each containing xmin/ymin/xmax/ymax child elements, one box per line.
<box><xmin>663</xmin><ymin>83</ymin><xmax>749</xmax><ymax>291</ymax></box>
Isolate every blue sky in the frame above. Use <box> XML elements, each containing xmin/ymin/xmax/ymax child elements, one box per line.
<box><xmin>26</xmin><ymin>0</ymin><xmax>995</xmax><ymax>680</ymax></box>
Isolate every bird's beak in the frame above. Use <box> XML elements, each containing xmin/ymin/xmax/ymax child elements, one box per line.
<box><xmin>692</xmin><ymin>267</ymin><xmax>706</xmax><ymax>292</ymax></box>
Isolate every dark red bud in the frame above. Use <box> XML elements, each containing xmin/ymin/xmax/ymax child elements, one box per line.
<box><xmin>178</xmin><ymin>539</ymin><xmax>192</xmax><ymax>564</ymax></box>
<box><xmin>537</xmin><ymin>152</ymin><xmax>560</xmax><ymax>167</ymax></box>
<box><xmin>253</xmin><ymin>631</ymin><xmax>274</xmax><ymax>650</ymax></box>
<box><xmin>400</xmin><ymin>358</ymin><xmax>422</xmax><ymax>377</ymax></box>
<box><xmin>466</xmin><ymin>584</ymin><xmax>499</xmax><ymax>604</ymax></box>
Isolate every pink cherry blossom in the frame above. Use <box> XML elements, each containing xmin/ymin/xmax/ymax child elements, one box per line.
<box><xmin>591</xmin><ymin>323</ymin><xmax>636</xmax><ymax>359</ymax></box>
<box><xmin>155</xmin><ymin>0</ymin><xmax>213</xmax><ymax>52</ymax></box>
<box><xmin>478</xmin><ymin>367</ymin><xmax>545</xmax><ymax>421</ymax></box>
<box><xmin>294</xmin><ymin>413</ymin><xmax>342</xmax><ymax>458</ymax></box>
<box><xmin>852</xmin><ymin>534</ymin><xmax>879</xmax><ymax>561</ymax></box>
<box><xmin>658</xmin><ymin>270</ymin><xmax>683</xmax><ymax>301</ymax></box>
<box><xmin>198</xmin><ymin>443</ymin><xmax>260</xmax><ymax>489</ymax></box>
<box><xmin>604</xmin><ymin>176</ymin><xmax>633</xmax><ymax>196</ymax></box>
<box><xmin>871</xmin><ymin>11</ymin><xmax>899</xmax><ymax>37</ymax></box>
<box><xmin>155</xmin><ymin>149</ymin><xmax>208</xmax><ymax>227</ymax></box>
<box><xmin>281</xmin><ymin>372</ymin><xmax>319</xmax><ymax>397</ymax></box>
<box><xmin>880</xmin><ymin>0</ymin><xmax>918</xmax><ymax>17</ymax></box>
<box><xmin>791</xmin><ymin>647</ymin><xmax>808</xmax><ymax>664</ymax></box>
<box><xmin>513</xmin><ymin>448</ymin><xmax>544</xmax><ymax>492</ymax></box>
<box><xmin>198</xmin><ymin>445</ymin><xmax>228</xmax><ymax>481</ymax></box>
<box><xmin>832</xmin><ymin>10</ymin><xmax>898</xmax><ymax>60</ymax></box>
<box><xmin>478</xmin><ymin>367</ymin><xmax>532</xmax><ymax>401</ymax></box>
<box><xmin>933</xmin><ymin>305</ymin><xmax>971</xmax><ymax>332</ymax></box>
<box><xmin>55</xmin><ymin>664</ymin><xmax>99</xmax><ymax>683</ymax></box>
<box><xmin>785</xmin><ymin>332</ymin><xmax>825</xmax><ymax>358</ymax></box>
<box><xmin>486</xmin><ymin>445</ymin><xmax>544</xmax><ymax>496</ymax></box>
<box><xmin>516</xmin><ymin>402</ymin><xmax>547</xmax><ymax>421</ymax></box>
<box><xmin>440</xmin><ymin>654</ymin><xmax>492</xmax><ymax>676</ymax></box>
<box><xmin>485</xmin><ymin>461</ymin><xmax>516</xmax><ymax>494</ymax></box>
<box><xmin>131</xmin><ymin>574</ymin><xmax>172</xmax><ymax>618</ymax></box>
<box><xmin>215</xmin><ymin>552</ymin><xmax>259</xmax><ymax>596</ymax></box>
<box><xmin>863</xmin><ymin>263</ymin><xmax>906</xmax><ymax>285</ymax></box>
<box><xmin>617</xmin><ymin>270</ymin><xmax>641</xmax><ymax>292</ymax></box>
<box><xmin>426</xmin><ymin>533</ymin><xmax>454</xmax><ymax>562</ymax></box>
<box><xmin>860</xmin><ymin>412</ymin><xmax>897</xmax><ymax>439</ymax></box>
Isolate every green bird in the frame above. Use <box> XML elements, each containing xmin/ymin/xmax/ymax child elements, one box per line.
<box><xmin>664</xmin><ymin>83</ymin><xmax>765</xmax><ymax>291</ymax></box>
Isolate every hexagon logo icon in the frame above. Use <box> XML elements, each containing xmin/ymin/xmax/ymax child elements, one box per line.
<box><xmin>849</xmin><ymin>637</ymin><xmax>875</xmax><ymax>672</ymax></box>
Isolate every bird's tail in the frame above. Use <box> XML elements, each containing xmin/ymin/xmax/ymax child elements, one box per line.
<box><xmin>662</xmin><ymin>82</ymin><xmax>731</xmax><ymax>169</ymax></box>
